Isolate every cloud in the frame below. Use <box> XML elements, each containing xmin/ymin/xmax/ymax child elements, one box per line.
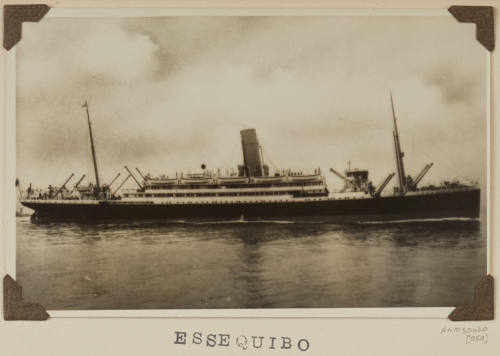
<box><xmin>18</xmin><ymin>18</ymin><xmax>160</xmax><ymax>96</ymax></box>
<box><xmin>76</xmin><ymin>23</ymin><xmax>160</xmax><ymax>83</ymax></box>
<box><xmin>422</xmin><ymin>62</ymin><xmax>480</xmax><ymax>104</ymax></box>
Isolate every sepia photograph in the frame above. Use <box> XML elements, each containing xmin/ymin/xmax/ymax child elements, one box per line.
<box><xmin>14</xmin><ymin>12</ymin><xmax>487</xmax><ymax>310</ymax></box>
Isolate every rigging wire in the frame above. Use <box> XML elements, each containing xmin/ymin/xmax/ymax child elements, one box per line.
<box><xmin>388</xmin><ymin>92</ymin><xmax>477</xmax><ymax>183</ymax></box>
<box><xmin>405</xmin><ymin>129</ymin><xmax>467</xmax><ymax>172</ymax></box>
<box><xmin>261</xmin><ymin>147</ymin><xmax>279</xmax><ymax>172</ymax></box>
<box><xmin>402</xmin><ymin>125</ymin><xmax>478</xmax><ymax>184</ymax></box>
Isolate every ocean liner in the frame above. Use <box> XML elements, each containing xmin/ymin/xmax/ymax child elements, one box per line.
<box><xmin>21</xmin><ymin>95</ymin><xmax>480</xmax><ymax>222</ymax></box>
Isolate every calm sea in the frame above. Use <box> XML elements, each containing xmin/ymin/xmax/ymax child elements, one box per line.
<box><xmin>16</xmin><ymin>217</ymin><xmax>486</xmax><ymax>310</ymax></box>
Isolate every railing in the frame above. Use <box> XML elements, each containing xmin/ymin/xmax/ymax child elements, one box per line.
<box><xmin>21</xmin><ymin>199</ymin><xmax>98</xmax><ymax>204</ymax></box>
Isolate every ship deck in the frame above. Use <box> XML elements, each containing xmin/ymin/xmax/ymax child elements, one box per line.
<box><xmin>21</xmin><ymin>186</ymin><xmax>478</xmax><ymax>206</ymax></box>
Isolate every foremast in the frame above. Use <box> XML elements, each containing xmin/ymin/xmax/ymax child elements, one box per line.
<box><xmin>390</xmin><ymin>91</ymin><xmax>407</xmax><ymax>196</ymax></box>
<box><xmin>82</xmin><ymin>101</ymin><xmax>100</xmax><ymax>191</ymax></box>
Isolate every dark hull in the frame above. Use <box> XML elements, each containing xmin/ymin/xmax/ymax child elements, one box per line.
<box><xmin>22</xmin><ymin>189</ymin><xmax>480</xmax><ymax>223</ymax></box>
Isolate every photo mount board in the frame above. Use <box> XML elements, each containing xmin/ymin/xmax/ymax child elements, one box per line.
<box><xmin>1</xmin><ymin>5</ymin><xmax>495</xmax><ymax>322</ymax></box>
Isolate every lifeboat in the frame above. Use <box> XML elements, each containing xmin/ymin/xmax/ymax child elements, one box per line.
<box><xmin>180</xmin><ymin>177</ymin><xmax>212</xmax><ymax>184</ymax></box>
<box><xmin>288</xmin><ymin>174</ymin><xmax>322</xmax><ymax>182</ymax></box>
<box><xmin>177</xmin><ymin>172</ymin><xmax>213</xmax><ymax>184</ymax></box>
<box><xmin>252</xmin><ymin>176</ymin><xmax>286</xmax><ymax>183</ymax></box>
<box><xmin>217</xmin><ymin>177</ymin><xmax>249</xmax><ymax>184</ymax></box>
<box><xmin>149</xmin><ymin>178</ymin><xmax>178</xmax><ymax>185</ymax></box>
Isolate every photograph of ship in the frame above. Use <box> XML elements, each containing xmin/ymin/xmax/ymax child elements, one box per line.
<box><xmin>15</xmin><ymin>13</ymin><xmax>487</xmax><ymax>309</ymax></box>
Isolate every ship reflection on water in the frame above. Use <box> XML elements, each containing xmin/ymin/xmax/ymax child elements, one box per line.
<box><xmin>16</xmin><ymin>217</ymin><xmax>485</xmax><ymax>310</ymax></box>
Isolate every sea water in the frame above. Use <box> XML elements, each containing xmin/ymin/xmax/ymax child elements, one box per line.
<box><xmin>16</xmin><ymin>217</ymin><xmax>486</xmax><ymax>309</ymax></box>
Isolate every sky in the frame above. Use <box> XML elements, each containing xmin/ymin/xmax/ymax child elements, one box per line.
<box><xmin>16</xmin><ymin>15</ymin><xmax>487</xmax><ymax>191</ymax></box>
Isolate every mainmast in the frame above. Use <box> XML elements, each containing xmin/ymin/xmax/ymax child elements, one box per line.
<box><xmin>82</xmin><ymin>101</ymin><xmax>100</xmax><ymax>189</ymax></box>
<box><xmin>390</xmin><ymin>91</ymin><xmax>406</xmax><ymax>195</ymax></box>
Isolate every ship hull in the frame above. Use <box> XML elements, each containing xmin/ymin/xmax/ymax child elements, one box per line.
<box><xmin>21</xmin><ymin>188</ymin><xmax>480</xmax><ymax>223</ymax></box>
